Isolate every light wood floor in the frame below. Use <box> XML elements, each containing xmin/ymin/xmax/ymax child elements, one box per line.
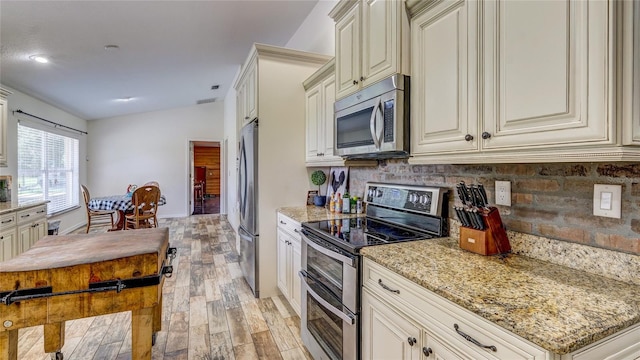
<box><xmin>15</xmin><ymin>215</ymin><xmax>313</xmax><ymax>360</ymax></box>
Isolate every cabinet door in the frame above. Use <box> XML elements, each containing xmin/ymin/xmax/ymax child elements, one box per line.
<box><xmin>0</xmin><ymin>229</ymin><xmax>16</xmax><ymax>261</ymax></box>
<box><xmin>482</xmin><ymin>0</ymin><xmax>612</xmax><ymax>150</ymax></box>
<box><xmin>276</xmin><ymin>227</ymin><xmax>290</xmax><ymax>299</ymax></box>
<box><xmin>335</xmin><ymin>2</ymin><xmax>361</xmax><ymax>99</ymax></box>
<box><xmin>18</xmin><ymin>224</ymin><xmax>31</xmax><ymax>253</ymax></box>
<box><xmin>237</xmin><ymin>82</ymin><xmax>247</xmax><ymax>128</ymax></box>
<box><xmin>32</xmin><ymin>219</ymin><xmax>46</xmax><ymax>246</ymax></box>
<box><xmin>245</xmin><ymin>62</ymin><xmax>258</xmax><ymax>121</ymax></box>
<box><xmin>411</xmin><ymin>0</ymin><xmax>479</xmax><ymax>155</ymax></box>
<box><xmin>305</xmin><ymin>82</ymin><xmax>322</xmax><ymax>160</ymax></box>
<box><xmin>0</xmin><ymin>96</ymin><xmax>7</xmax><ymax>167</ymax></box>
<box><xmin>362</xmin><ymin>289</ymin><xmax>421</xmax><ymax>360</ymax></box>
<box><xmin>361</xmin><ymin>0</ymin><xmax>400</xmax><ymax>87</ymax></box>
<box><xmin>290</xmin><ymin>235</ymin><xmax>302</xmax><ymax>316</ymax></box>
<box><xmin>321</xmin><ymin>76</ymin><xmax>339</xmax><ymax>159</ymax></box>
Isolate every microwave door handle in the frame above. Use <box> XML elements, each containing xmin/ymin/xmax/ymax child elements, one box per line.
<box><xmin>374</xmin><ymin>100</ymin><xmax>384</xmax><ymax>146</ymax></box>
<box><xmin>299</xmin><ymin>271</ymin><xmax>356</xmax><ymax>325</ymax></box>
<box><xmin>369</xmin><ymin>97</ymin><xmax>382</xmax><ymax>149</ymax></box>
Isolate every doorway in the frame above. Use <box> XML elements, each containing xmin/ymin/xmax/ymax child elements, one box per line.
<box><xmin>190</xmin><ymin>141</ymin><xmax>221</xmax><ymax>215</ymax></box>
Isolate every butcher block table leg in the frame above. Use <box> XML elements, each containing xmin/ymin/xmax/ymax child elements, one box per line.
<box><xmin>0</xmin><ymin>329</ymin><xmax>18</xmax><ymax>360</ymax></box>
<box><xmin>44</xmin><ymin>322</ymin><xmax>65</xmax><ymax>357</ymax></box>
<box><xmin>132</xmin><ymin>307</ymin><xmax>153</xmax><ymax>360</ymax></box>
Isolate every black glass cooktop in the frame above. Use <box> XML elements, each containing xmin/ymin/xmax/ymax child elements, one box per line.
<box><xmin>302</xmin><ymin>217</ymin><xmax>434</xmax><ymax>252</ymax></box>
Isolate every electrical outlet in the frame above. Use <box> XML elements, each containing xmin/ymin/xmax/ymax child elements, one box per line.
<box><xmin>495</xmin><ymin>181</ymin><xmax>511</xmax><ymax>206</ymax></box>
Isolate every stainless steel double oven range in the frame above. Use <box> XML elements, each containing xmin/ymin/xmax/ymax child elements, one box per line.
<box><xmin>299</xmin><ymin>183</ymin><xmax>449</xmax><ymax>360</ymax></box>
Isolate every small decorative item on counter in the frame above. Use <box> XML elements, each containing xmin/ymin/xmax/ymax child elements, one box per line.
<box><xmin>329</xmin><ymin>193</ymin><xmax>335</xmax><ymax>212</ymax></box>
<box><xmin>335</xmin><ymin>193</ymin><xmax>342</xmax><ymax>213</ymax></box>
<box><xmin>356</xmin><ymin>197</ymin><xmax>363</xmax><ymax>214</ymax></box>
<box><xmin>342</xmin><ymin>192</ymin><xmax>350</xmax><ymax>214</ymax></box>
<box><xmin>310</xmin><ymin>170</ymin><xmax>327</xmax><ymax>207</ymax></box>
<box><xmin>350</xmin><ymin>196</ymin><xmax>357</xmax><ymax>213</ymax></box>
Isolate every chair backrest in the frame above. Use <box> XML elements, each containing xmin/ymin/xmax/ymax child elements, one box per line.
<box><xmin>81</xmin><ymin>184</ymin><xmax>91</xmax><ymax>207</ymax></box>
<box><xmin>144</xmin><ymin>181</ymin><xmax>160</xmax><ymax>187</ymax></box>
<box><xmin>132</xmin><ymin>185</ymin><xmax>160</xmax><ymax>216</ymax></box>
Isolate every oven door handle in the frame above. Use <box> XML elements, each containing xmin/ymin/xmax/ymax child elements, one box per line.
<box><xmin>301</xmin><ymin>232</ymin><xmax>355</xmax><ymax>267</ymax></box>
<box><xmin>299</xmin><ymin>271</ymin><xmax>356</xmax><ymax>325</ymax></box>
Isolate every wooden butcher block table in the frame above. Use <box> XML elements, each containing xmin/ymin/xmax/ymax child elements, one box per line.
<box><xmin>0</xmin><ymin>228</ymin><xmax>174</xmax><ymax>360</ymax></box>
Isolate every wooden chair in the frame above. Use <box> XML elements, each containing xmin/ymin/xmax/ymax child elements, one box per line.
<box><xmin>81</xmin><ymin>185</ymin><xmax>116</xmax><ymax>233</ymax></box>
<box><xmin>124</xmin><ymin>185</ymin><xmax>160</xmax><ymax>230</ymax></box>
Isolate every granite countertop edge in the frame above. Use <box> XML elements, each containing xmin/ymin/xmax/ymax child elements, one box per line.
<box><xmin>360</xmin><ymin>238</ymin><xmax>640</xmax><ymax>355</ymax></box>
<box><xmin>0</xmin><ymin>200</ymin><xmax>50</xmax><ymax>215</ymax></box>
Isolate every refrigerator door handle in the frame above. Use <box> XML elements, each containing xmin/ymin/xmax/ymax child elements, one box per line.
<box><xmin>239</xmin><ymin>137</ymin><xmax>248</xmax><ymax>218</ymax></box>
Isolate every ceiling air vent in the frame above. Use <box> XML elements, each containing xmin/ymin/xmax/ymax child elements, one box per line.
<box><xmin>196</xmin><ymin>98</ymin><xmax>217</xmax><ymax>105</ymax></box>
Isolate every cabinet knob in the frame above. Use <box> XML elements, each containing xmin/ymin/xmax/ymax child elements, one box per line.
<box><xmin>422</xmin><ymin>347</ymin><xmax>433</xmax><ymax>356</ymax></box>
<box><xmin>481</xmin><ymin>131</ymin><xmax>492</xmax><ymax>139</ymax></box>
<box><xmin>360</xmin><ymin>76</ymin><xmax>365</xmax><ymax>82</ymax></box>
<box><xmin>280</xmin><ymin>220</ymin><xmax>286</xmax><ymax>225</ymax></box>
<box><xmin>353</xmin><ymin>80</ymin><xmax>358</xmax><ymax>85</ymax></box>
<box><xmin>407</xmin><ymin>337</ymin><xmax>416</xmax><ymax>346</ymax></box>
<box><xmin>464</xmin><ymin>134</ymin><xmax>474</xmax><ymax>142</ymax></box>
<box><xmin>244</xmin><ymin>116</ymin><xmax>250</xmax><ymax>120</ymax></box>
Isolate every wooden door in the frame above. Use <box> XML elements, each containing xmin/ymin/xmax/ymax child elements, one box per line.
<box><xmin>194</xmin><ymin>146</ymin><xmax>220</xmax><ymax>196</ymax></box>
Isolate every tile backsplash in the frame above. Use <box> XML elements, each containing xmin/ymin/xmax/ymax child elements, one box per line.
<box><xmin>347</xmin><ymin>161</ymin><xmax>640</xmax><ymax>255</ymax></box>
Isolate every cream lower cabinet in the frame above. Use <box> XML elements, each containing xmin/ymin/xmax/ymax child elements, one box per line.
<box><xmin>0</xmin><ymin>212</ymin><xmax>17</xmax><ymax>262</ymax></box>
<box><xmin>304</xmin><ymin>59</ymin><xmax>343</xmax><ymax>166</ymax></box>
<box><xmin>362</xmin><ymin>258</ymin><xmax>640</xmax><ymax>360</ymax></box>
<box><xmin>276</xmin><ymin>213</ymin><xmax>302</xmax><ymax>316</ymax></box>
<box><xmin>16</xmin><ymin>204</ymin><xmax>47</xmax><ymax>254</ymax></box>
<box><xmin>409</xmin><ymin>0</ymin><xmax>639</xmax><ymax>164</ymax></box>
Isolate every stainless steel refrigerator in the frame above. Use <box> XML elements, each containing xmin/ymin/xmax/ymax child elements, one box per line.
<box><xmin>238</xmin><ymin>119</ymin><xmax>259</xmax><ymax>297</ymax></box>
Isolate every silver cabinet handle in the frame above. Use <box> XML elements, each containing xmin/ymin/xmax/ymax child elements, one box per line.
<box><xmin>454</xmin><ymin>324</ymin><xmax>497</xmax><ymax>352</ymax></box>
<box><xmin>378</xmin><ymin>279</ymin><xmax>400</xmax><ymax>294</ymax></box>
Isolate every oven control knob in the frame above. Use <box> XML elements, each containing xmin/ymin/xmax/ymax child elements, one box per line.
<box><xmin>408</xmin><ymin>193</ymin><xmax>418</xmax><ymax>203</ymax></box>
<box><xmin>419</xmin><ymin>194</ymin><xmax>429</xmax><ymax>205</ymax></box>
<box><xmin>376</xmin><ymin>189</ymin><xmax>383</xmax><ymax>197</ymax></box>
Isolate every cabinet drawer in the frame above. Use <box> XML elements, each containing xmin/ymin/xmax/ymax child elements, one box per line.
<box><xmin>363</xmin><ymin>259</ymin><xmax>547</xmax><ymax>360</ymax></box>
<box><xmin>17</xmin><ymin>205</ymin><xmax>47</xmax><ymax>225</ymax></box>
<box><xmin>0</xmin><ymin>212</ymin><xmax>16</xmax><ymax>231</ymax></box>
<box><xmin>277</xmin><ymin>213</ymin><xmax>301</xmax><ymax>239</ymax></box>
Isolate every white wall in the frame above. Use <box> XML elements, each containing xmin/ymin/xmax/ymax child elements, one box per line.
<box><xmin>0</xmin><ymin>85</ymin><xmax>89</xmax><ymax>234</ymax></box>
<box><xmin>87</xmin><ymin>102</ymin><xmax>224</xmax><ymax>219</ymax></box>
<box><xmin>285</xmin><ymin>0</ymin><xmax>337</xmax><ymax>55</ymax></box>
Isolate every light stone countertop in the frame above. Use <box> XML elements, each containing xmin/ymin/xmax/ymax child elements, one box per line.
<box><xmin>360</xmin><ymin>237</ymin><xmax>640</xmax><ymax>355</ymax></box>
<box><xmin>0</xmin><ymin>200</ymin><xmax>49</xmax><ymax>216</ymax></box>
<box><xmin>277</xmin><ymin>205</ymin><xmax>362</xmax><ymax>223</ymax></box>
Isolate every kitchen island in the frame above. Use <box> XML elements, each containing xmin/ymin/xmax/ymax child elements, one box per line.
<box><xmin>361</xmin><ymin>237</ymin><xmax>640</xmax><ymax>358</ymax></box>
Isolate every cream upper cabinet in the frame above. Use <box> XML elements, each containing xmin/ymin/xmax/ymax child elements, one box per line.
<box><xmin>237</xmin><ymin>55</ymin><xmax>258</xmax><ymax>128</ymax></box>
<box><xmin>482</xmin><ymin>0</ymin><xmax>610</xmax><ymax>150</ymax></box>
<box><xmin>304</xmin><ymin>59</ymin><xmax>343</xmax><ymax>166</ymax></box>
<box><xmin>409</xmin><ymin>0</ymin><xmax>640</xmax><ymax>164</ymax></box>
<box><xmin>411</xmin><ymin>0</ymin><xmax>479</xmax><ymax>155</ymax></box>
<box><xmin>331</xmin><ymin>0</ymin><xmax>410</xmax><ymax>100</ymax></box>
<box><xmin>0</xmin><ymin>88</ymin><xmax>11</xmax><ymax>168</ymax></box>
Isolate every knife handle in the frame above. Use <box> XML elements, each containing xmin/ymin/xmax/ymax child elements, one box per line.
<box><xmin>478</xmin><ymin>184</ymin><xmax>489</xmax><ymax>206</ymax></box>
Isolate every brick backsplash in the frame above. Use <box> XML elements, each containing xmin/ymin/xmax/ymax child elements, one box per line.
<box><xmin>347</xmin><ymin>161</ymin><xmax>640</xmax><ymax>255</ymax></box>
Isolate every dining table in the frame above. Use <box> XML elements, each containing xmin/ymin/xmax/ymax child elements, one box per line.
<box><xmin>88</xmin><ymin>193</ymin><xmax>167</xmax><ymax>231</ymax></box>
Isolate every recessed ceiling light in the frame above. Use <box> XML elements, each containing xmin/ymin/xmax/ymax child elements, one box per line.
<box><xmin>29</xmin><ymin>55</ymin><xmax>49</xmax><ymax>63</ymax></box>
<box><xmin>211</xmin><ymin>85</ymin><xmax>220</xmax><ymax>90</ymax></box>
<box><xmin>116</xmin><ymin>97</ymin><xmax>134</xmax><ymax>102</ymax></box>
<box><xmin>104</xmin><ymin>45</ymin><xmax>120</xmax><ymax>51</ymax></box>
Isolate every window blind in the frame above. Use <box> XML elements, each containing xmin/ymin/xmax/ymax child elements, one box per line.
<box><xmin>17</xmin><ymin>123</ymin><xmax>80</xmax><ymax>215</ymax></box>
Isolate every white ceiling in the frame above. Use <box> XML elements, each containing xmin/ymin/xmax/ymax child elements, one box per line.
<box><xmin>0</xmin><ymin>0</ymin><xmax>322</xmax><ymax>120</ymax></box>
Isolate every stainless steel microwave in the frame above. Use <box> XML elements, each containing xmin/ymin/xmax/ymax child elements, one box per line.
<box><xmin>334</xmin><ymin>74</ymin><xmax>409</xmax><ymax>159</ymax></box>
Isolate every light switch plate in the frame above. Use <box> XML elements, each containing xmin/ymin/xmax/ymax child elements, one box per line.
<box><xmin>593</xmin><ymin>184</ymin><xmax>621</xmax><ymax>218</ymax></box>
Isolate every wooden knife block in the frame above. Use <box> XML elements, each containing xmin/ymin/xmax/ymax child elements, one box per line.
<box><xmin>459</xmin><ymin>207</ymin><xmax>511</xmax><ymax>256</ymax></box>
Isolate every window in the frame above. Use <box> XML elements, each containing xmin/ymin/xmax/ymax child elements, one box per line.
<box><xmin>17</xmin><ymin>123</ymin><xmax>80</xmax><ymax>215</ymax></box>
